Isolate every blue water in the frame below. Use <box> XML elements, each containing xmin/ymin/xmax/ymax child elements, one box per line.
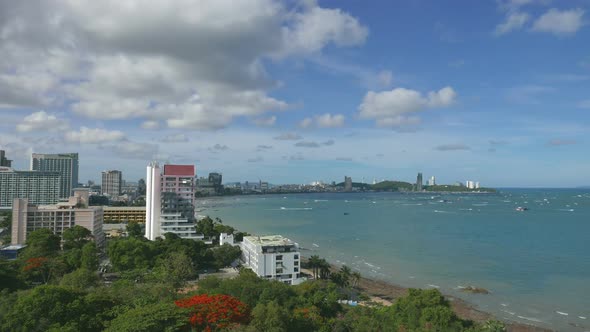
<box><xmin>199</xmin><ymin>189</ymin><xmax>590</xmax><ymax>331</ymax></box>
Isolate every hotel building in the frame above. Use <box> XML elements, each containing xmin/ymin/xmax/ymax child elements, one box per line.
<box><xmin>0</xmin><ymin>167</ymin><xmax>61</xmax><ymax>209</ymax></box>
<box><xmin>240</xmin><ymin>235</ymin><xmax>304</xmax><ymax>285</ymax></box>
<box><xmin>145</xmin><ymin>162</ymin><xmax>201</xmax><ymax>241</ymax></box>
<box><xmin>31</xmin><ymin>153</ymin><xmax>79</xmax><ymax>199</ymax></box>
<box><xmin>11</xmin><ymin>189</ymin><xmax>104</xmax><ymax>248</ymax></box>
<box><xmin>103</xmin><ymin>206</ymin><xmax>146</xmax><ymax>224</ymax></box>
<box><xmin>101</xmin><ymin>170</ymin><xmax>122</xmax><ymax>197</ymax></box>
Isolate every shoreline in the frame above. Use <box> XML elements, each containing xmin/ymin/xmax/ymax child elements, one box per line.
<box><xmin>302</xmin><ymin>258</ymin><xmax>552</xmax><ymax>332</ymax></box>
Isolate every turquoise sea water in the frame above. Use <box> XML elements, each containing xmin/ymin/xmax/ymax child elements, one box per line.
<box><xmin>199</xmin><ymin>189</ymin><xmax>590</xmax><ymax>331</ymax></box>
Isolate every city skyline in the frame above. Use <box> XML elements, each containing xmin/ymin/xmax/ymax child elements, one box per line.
<box><xmin>0</xmin><ymin>1</ymin><xmax>589</xmax><ymax>187</ymax></box>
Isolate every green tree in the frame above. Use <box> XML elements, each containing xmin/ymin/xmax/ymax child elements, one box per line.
<box><xmin>212</xmin><ymin>243</ymin><xmax>242</xmax><ymax>269</ymax></box>
<box><xmin>81</xmin><ymin>242</ymin><xmax>99</xmax><ymax>270</ymax></box>
<box><xmin>105</xmin><ymin>302</ymin><xmax>189</xmax><ymax>332</ymax></box>
<box><xmin>249</xmin><ymin>300</ymin><xmax>289</xmax><ymax>332</ymax></box>
<box><xmin>107</xmin><ymin>237</ymin><xmax>155</xmax><ymax>271</ymax></box>
<box><xmin>21</xmin><ymin>229</ymin><xmax>60</xmax><ymax>259</ymax></box>
<box><xmin>152</xmin><ymin>251</ymin><xmax>196</xmax><ymax>288</ymax></box>
<box><xmin>351</xmin><ymin>271</ymin><xmax>362</xmax><ymax>288</ymax></box>
<box><xmin>126</xmin><ymin>221</ymin><xmax>144</xmax><ymax>238</ymax></box>
<box><xmin>195</xmin><ymin>216</ymin><xmax>217</xmax><ymax>238</ymax></box>
<box><xmin>62</xmin><ymin>225</ymin><xmax>92</xmax><ymax>250</ymax></box>
<box><xmin>59</xmin><ymin>268</ymin><xmax>99</xmax><ymax>290</ymax></box>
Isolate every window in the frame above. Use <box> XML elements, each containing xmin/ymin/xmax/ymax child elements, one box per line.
<box><xmin>294</xmin><ymin>267</ymin><xmax>299</xmax><ymax>272</ymax></box>
<box><xmin>276</xmin><ymin>255</ymin><xmax>283</xmax><ymax>260</ymax></box>
<box><xmin>294</xmin><ymin>254</ymin><xmax>299</xmax><ymax>259</ymax></box>
<box><xmin>276</xmin><ymin>268</ymin><xmax>283</xmax><ymax>274</ymax></box>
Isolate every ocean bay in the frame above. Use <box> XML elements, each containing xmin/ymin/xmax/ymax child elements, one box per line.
<box><xmin>202</xmin><ymin>189</ymin><xmax>590</xmax><ymax>331</ymax></box>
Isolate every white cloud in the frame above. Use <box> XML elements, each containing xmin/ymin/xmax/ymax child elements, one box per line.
<box><xmin>0</xmin><ymin>0</ymin><xmax>368</xmax><ymax>130</ymax></box>
<box><xmin>532</xmin><ymin>8</ymin><xmax>585</xmax><ymax>35</ymax></box>
<box><xmin>105</xmin><ymin>141</ymin><xmax>159</xmax><ymax>159</ymax></box>
<box><xmin>160</xmin><ymin>133</ymin><xmax>189</xmax><ymax>143</ymax></box>
<box><xmin>358</xmin><ymin>86</ymin><xmax>456</xmax><ymax>127</ymax></box>
<box><xmin>141</xmin><ymin>121</ymin><xmax>160</xmax><ymax>130</ymax></box>
<box><xmin>16</xmin><ymin>111</ymin><xmax>69</xmax><ymax>132</ymax></box>
<box><xmin>376</xmin><ymin>70</ymin><xmax>393</xmax><ymax>87</ymax></box>
<box><xmin>300</xmin><ymin>113</ymin><xmax>345</xmax><ymax>128</ymax></box>
<box><xmin>252</xmin><ymin>116</ymin><xmax>277</xmax><ymax>127</ymax></box>
<box><xmin>495</xmin><ymin>12</ymin><xmax>530</xmax><ymax>35</ymax></box>
<box><xmin>274</xmin><ymin>133</ymin><xmax>303</xmax><ymax>140</ymax></box>
<box><xmin>65</xmin><ymin>127</ymin><xmax>126</xmax><ymax>144</ymax></box>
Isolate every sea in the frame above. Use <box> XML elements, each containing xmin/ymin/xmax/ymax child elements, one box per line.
<box><xmin>198</xmin><ymin>189</ymin><xmax>590</xmax><ymax>331</ymax></box>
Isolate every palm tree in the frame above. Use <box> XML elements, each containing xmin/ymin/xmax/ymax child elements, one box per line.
<box><xmin>351</xmin><ymin>271</ymin><xmax>361</xmax><ymax>288</ymax></box>
<box><xmin>308</xmin><ymin>255</ymin><xmax>321</xmax><ymax>279</ymax></box>
<box><xmin>339</xmin><ymin>265</ymin><xmax>352</xmax><ymax>288</ymax></box>
<box><xmin>318</xmin><ymin>259</ymin><xmax>331</xmax><ymax>279</ymax></box>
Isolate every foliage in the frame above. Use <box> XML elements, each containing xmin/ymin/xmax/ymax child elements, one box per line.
<box><xmin>105</xmin><ymin>302</ymin><xmax>189</xmax><ymax>332</ymax></box>
<box><xmin>89</xmin><ymin>195</ymin><xmax>109</xmax><ymax>206</ymax></box>
<box><xmin>211</xmin><ymin>243</ymin><xmax>241</xmax><ymax>269</ymax></box>
<box><xmin>127</xmin><ymin>221</ymin><xmax>144</xmax><ymax>238</ymax></box>
<box><xmin>21</xmin><ymin>229</ymin><xmax>60</xmax><ymax>259</ymax></box>
<box><xmin>107</xmin><ymin>237</ymin><xmax>156</xmax><ymax>271</ymax></box>
<box><xmin>370</xmin><ymin>180</ymin><xmax>414</xmax><ymax>191</ymax></box>
<box><xmin>175</xmin><ymin>294</ymin><xmax>250</xmax><ymax>331</ymax></box>
<box><xmin>81</xmin><ymin>242</ymin><xmax>99</xmax><ymax>270</ymax></box>
<box><xmin>152</xmin><ymin>251</ymin><xmax>196</xmax><ymax>288</ymax></box>
<box><xmin>62</xmin><ymin>225</ymin><xmax>92</xmax><ymax>250</ymax></box>
<box><xmin>59</xmin><ymin>268</ymin><xmax>99</xmax><ymax>290</ymax></box>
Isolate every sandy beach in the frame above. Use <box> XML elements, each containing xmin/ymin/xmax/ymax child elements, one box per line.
<box><xmin>301</xmin><ymin>261</ymin><xmax>552</xmax><ymax>332</ymax></box>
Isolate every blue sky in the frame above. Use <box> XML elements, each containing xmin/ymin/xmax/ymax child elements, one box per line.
<box><xmin>0</xmin><ymin>0</ymin><xmax>588</xmax><ymax>187</ymax></box>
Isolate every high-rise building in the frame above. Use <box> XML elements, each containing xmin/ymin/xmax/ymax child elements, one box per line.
<box><xmin>145</xmin><ymin>162</ymin><xmax>162</xmax><ymax>241</ymax></box>
<box><xmin>31</xmin><ymin>153</ymin><xmax>79</xmax><ymax>199</ymax></box>
<box><xmin>101</xmin><ymin>170</ymin><xmax>122</xmax><ymax>197</ymax></box>
<box><xmin>0</xmin><ymin>167</ymin><xmax>61</xmax><ymax>209</ymax></box>
<box><xmin>416</xmin><ymin>172</ymin><xmax>423</xmax><ymax>191</ymax></box>
<box><xmin>428</xmin><ymin>176</ymin><xmax>436</xmax><ymax>186</ymax></box>
<box><xmin>0</xmin><ymin>150</ymin><xmax>12</xmax><ymax>167</ymax></box>
<box><xmin>240</xmin><ymin>235</ymin><xmax>304</xmax><ymax>285</ymax></box>
<box><xmin>11</xmin><ymin>189</ymin><xmax>104</xmax><ymax>248</ymax></box>
<box><xmin>145</xmin><ymin>162</ymin><xmax>201</xmax><ymax>241</ymax></box>
<box><xmin>344</xmin><ymin>176</ymin><xmax>352</xmax><ymax>192</ymax></box>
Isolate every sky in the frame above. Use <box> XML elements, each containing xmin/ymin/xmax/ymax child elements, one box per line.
<box><xmin>0</xmin><ymin>0</ymin><xmax>589</xmax><ymax>187</ymax></box>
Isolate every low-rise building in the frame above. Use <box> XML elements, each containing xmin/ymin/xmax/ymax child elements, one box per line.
<box><xmin>103</xmin><ymin>206</ymin><xmax>146</xmax><ymax>224</ymax></box>
<box><xmin>240</xmin><ymin>235</ymin><xmax>304</xmax><ymax>285</ymax></box>
<box><xmin>11</xmin><ymin>189</ymin><xmax>104</xmax><ymax>248</ymax></box>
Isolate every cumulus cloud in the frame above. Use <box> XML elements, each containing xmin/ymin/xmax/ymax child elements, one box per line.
<box><xmin>0</xmin><ymin>0</ymin><xmax>368</xmax><ymax>130</ymax></box>
<box><xmin>300</xmin><ymin>113</ymin><xmax>345</xmax><ymax>128</ymax></box>
<box><xmin>160</xmin><ymin>133</ymin><xmax>189</xmax><ymax>143</ymax></box>
<box><xmin>532</xmin><ymin>8</ymin><xmax>585</xmax><ymax>35</ymax></box>
<box><xmin>322</xmin><ymin>139</ymin><xmax>335</xmax><ymax>146</ymax></box>
<box><xmin>105</xmin><ymin>141</ymin><xmax>159</xmax><ymax>159</ymax></box>
<box><xmin>434</xmin><ymin>144</ymin><xmax>471</xmax><ymax>151</ymax></box>
<box><xmin>257</xmin><ymin>145</ymin><xmax>273</xmax><ymax>150</ymax></box>
<box><xmin>16</xmin><ymin>111</ymin><xmax>69</xmax><ymax>132</ymax></box>
<box><xmin>209</xmin><ymin>144</ymin><xmax>229</xmax><ymax>152</ymax></box>
<box><xmin>65</xmin><ymin>127</ymin><xmax>126</xmax><ymax>144</ymax></box>
<box><xmin>495</xmin><ymin>12</ymin><xmax>530</xmax><ymax>35</ymax></box>
<box><xmin>358</xmin><ymin>86</ymin><xmax>456</xmax><ymax>128</ymax></box>
<box><xmin>274</xmin><ymin>133</ymin><xmax>303</xmax><ymax>140</ymax></box>
<box><xmin>252</xmin><ymin>116</ymin><xmax>277</xmax><ymax>127</ymax></box>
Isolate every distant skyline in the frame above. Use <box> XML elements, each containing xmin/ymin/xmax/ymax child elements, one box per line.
<box><xmin>0</xmin><ymin>1</ymin><xmax>589</xmax><ymax>187</ymax></box>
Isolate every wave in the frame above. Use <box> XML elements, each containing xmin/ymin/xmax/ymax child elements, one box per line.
<box><xmin>516</xmin><ymin>315</ymin><xmax>543</xmax><ymax>323</ymax></box>
<box><xmin>312</xmin><ymin>243</ymin><xmax>320</xmax><ymax>248</ymax></box>
<box><xmin>579</xmin><ymin>316</ymin><xmax>587</xmax><ymax>320</ymax></box>
<box><xmin>402</xmin><ymin>203</ymin><xmax>423</xmax><ymax>206</ymax></box>
<box><xmin>314</xmin><ymin>199</ymin><xmax>328</xmax><ymax>202</ymax></box>
<box><xmin>557</xmin><ymin>209</ymin><xmax>574</xmax><ymax>212</ymax></box>
<box><xmin>278</xmin><ymin>207</ymin><xmax>313</xmax><ymax>210</ymax></box>
<box><xmin>501</xmin><ymin>310</ymin><xmax>515</xmax><ymax>316</ymax></box>
<box><xmin>427</xmin><ymin>284</ymin><xmax>440</xmax><ymax>288</ymax></box>
<box><xmin>556</xmin><ymin>311</ymin><xmax>568</xmax><ymax>316</ymax></box>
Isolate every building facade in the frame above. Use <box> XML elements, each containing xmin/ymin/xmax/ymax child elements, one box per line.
<box><xmin>344</xmin><ymin>176</ymin><xmax>352</xmax><ymax>192</ymax></box>
<box><xmin>103</xmin><ymin>206</ymin><xmax>146</xmax><ymax>224</ymax></box>
<box><xmin>240</xmin><ymin>235</ymin><xmax>304</xmax><ymax>285</ymax></box>
<box><xmin>11</xmin><ymin>189</ymin><xmax>104</xmax><ymax>248</ymax></box>
<box><xmin>0</xmin><ymin>167</ymin><xmax>61</xmax><ymax>209</ymax></box>
<box><xmin>145</xmin><ymin>162</ymin><xmax>162</xmax><ymax>241</ymax></box>
<box><xmin>145</xmin><ymin>162</ymin><xmax>201</xmax><ymax>241</ymax></box>
<box><xmin>0</xmin><ymin>150</ymin><xmax>12</xmax><ymax>167</ymax></box>
<box><xmin>101</xmin><ymin>170</ymin><xmax>122</xmax><ymax>197</ymax></box>
<box><xmin>416</xmin><ymin>172</ymin><xmax>423</xmax><ymax>191</ymax></box>
<box><xmin>31</xmin><ymin>153</ymin><xmax>79</xmax><ymax>199</ymax></box>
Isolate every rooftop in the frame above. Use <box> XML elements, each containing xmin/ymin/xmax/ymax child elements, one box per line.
<box><xmin>245</xmin><ymin>235</ymin><xmax>296</xmax><ymax>247</ymax></box>
<box><xmin>104</xmin><ymin>206</ymin><xmax>146</xmax><ymax>211</ymax></box>
<box><xmin>163</xmin><ymin>164</ymin><xmax>195</xmax><ymax>176</ymax></box>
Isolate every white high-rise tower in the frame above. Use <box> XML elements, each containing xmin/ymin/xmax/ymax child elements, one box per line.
<box><xmin>145</xmin><ymin>162</ymin><xmax>161</xmax><ymax>240</ymax></box>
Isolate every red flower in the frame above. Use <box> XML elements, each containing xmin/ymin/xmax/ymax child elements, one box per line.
<box><xmin>175</xmin><ymin>294</ymin><xmax>250</xmax><ymax>331</ymax></box>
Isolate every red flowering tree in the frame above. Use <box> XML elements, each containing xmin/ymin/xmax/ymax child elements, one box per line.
<box><xmin>175</xmin><ymin>294</ymin><xmax>250</xmax><ymax>331</ymax></box>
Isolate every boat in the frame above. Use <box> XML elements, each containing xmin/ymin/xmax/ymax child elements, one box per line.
<box><xmin>344</xmin><ymin>212</ymin><xmax>349</xmax><ymax>215</ymax></box>
<box><xmin>515</xmin><ymin>206</ymin><xmax>529</xmax><ymax>211</ymax></box>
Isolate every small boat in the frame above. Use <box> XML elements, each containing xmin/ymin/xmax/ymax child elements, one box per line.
<box><xmin>343</xmin><ymin>212</ymin><xmax>349</xmax><ymax>215</ymax></box>
<box><xmin>515</xmin><ymin>206</ymin><xmax>529</xmax><ymax>212</ymax></box>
